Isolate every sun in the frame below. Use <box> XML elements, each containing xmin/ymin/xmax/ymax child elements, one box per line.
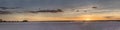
<box><xmin>80</xmin><ymin>15</ymin><xmax>93</xmax><ymax>21</ymax></box>
<box><xmin>84</xmin><ymin>18</ymin><xmax>92</xmax><ymax>21</ymax></box>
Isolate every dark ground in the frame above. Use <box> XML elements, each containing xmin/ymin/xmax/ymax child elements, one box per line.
<box><xmin>0</xmin><ymin>21</ymin><xmax>120</xmax><ymax>30</ymax></box>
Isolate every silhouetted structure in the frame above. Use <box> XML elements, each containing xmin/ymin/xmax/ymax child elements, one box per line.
<box><xmin>22</xmin><ymin>20</ymin><xmax>28</xmax><ymax>22</ymax></box>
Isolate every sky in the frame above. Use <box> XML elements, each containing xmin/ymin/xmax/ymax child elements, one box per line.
<box><xmin>0</xmin><ymin>0</ymin><xmax>120</xmax><ymax>21</ymax></box>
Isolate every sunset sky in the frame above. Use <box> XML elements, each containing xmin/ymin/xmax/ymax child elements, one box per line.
<box><xmin>0</xmin><ymin>0</ymin><xmax>120</xmax><ymax>21</ymax></box>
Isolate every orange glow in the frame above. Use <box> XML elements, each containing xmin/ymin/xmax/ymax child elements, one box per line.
<box><xmin>84</xmin><ymin>18</ymin><xmax>92</xmax><ymax>21</ymax></box>
<box><xmin>2</xmin><ymin>14</ymin><xmax>120</xmax><ymax>21</ymax></box>
<box><xmin>80</xmin><ymin>15</ymin><xmax>93</xmax><ymax>21</ymax></box>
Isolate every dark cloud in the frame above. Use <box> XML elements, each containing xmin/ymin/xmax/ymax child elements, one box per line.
<box><xmin>0</xmin><ymin>10</ymin><xmax>12</xmax><ymax>14</ymax></box>
<box><xmin>0</xmin><ymin>0</ymin><xmax>102</xmax><ymax>10</ymax></box>
<box><xmin>104</xmin><ymin>16</ymin><xmax>113</xmax><ymax>19</ymax></box>
<box><xmin>0</xmin><ymin>7</ymin><xmax>21</xmax><ymax>10</ymax></box>
<box><xmin>28</xmin><ymin>9</ymin><xmax>63</xmax><ymax>13</ymax></box>
<box><xmin>0</xmin><ymin>0</ymin><xmax>120</xmax><ymax>10</ymax></box>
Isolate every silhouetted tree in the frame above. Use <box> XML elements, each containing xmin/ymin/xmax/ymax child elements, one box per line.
<box><xmin>57</xmin><ymin>9</ymin><xmax>62</xmax><ymax>12</ymax></box>
<box><xmin>23</xmin><ymin>20</ymin><xmax>28</xmax><ymax>22</ymax></box>
<box><xmin>92</xmin><ymin>7</ymin><xmax>97</xmax><ymax>9</ymax></box>
<box><xmin>0</xmin><ymin>19</ymin><xmax>2</xmax><ymax>22</ymax></box>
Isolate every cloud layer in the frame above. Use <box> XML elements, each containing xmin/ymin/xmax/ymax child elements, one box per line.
<box><xmin>0</xmin><ymin>0</ymin><xmax>120</xmax><ymax>21</ymax></box>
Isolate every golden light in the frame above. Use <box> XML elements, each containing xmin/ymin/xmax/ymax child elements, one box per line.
<box><xmin>80</xmin><ymin>15</ymin><xmax>93</xmax><ymax>21</ymax></box>
<box><xmin>84</xmin><ymin>18</ymin><xmax>92</xmax><ymax>21</ymax></box>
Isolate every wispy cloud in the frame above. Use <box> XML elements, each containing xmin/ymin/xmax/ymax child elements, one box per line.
<box><xmin>0</xmin><ymin>10</ymin><xmax>12</xmax><ymax>14</ymax></box>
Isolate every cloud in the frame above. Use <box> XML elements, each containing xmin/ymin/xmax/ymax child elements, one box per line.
<box><xmin>97</xmin><ymin>0</ymin><xmax>120</xmax><ymax>9</ymax></box>
<box><xmin>0</xmin><ymin>0</ymin><xmax>120</xmax><ymax>20</ymax></box>
<box><xmin>0</xmin><ymin>10</ymin><xmax>12</xmax><ymax>14</ymax></box>
<box><xmin>1</xmin><ymin>0</ymin><xmax>120</xmax><ymax>10</ymax></box>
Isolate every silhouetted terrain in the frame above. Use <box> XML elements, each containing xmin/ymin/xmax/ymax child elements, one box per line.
<box><xmin>1</xmin><ymin>20</ymin><xmax>120</xmax><ymax>22</ymax></box>
<box><xmin>0</xmin><ymin>21</ymin><xmax>120</xmax><ymax>30</ymax></box>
